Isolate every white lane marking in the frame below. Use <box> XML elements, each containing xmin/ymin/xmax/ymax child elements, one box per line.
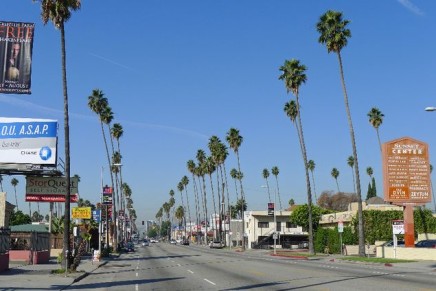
<box><xmin>204</xmin><ymin>279</ymin><xmax>216</xmax><ymax>285</ymax></box>
<box><xmin>177</xmin><ymin>264</ymin><xmax>181</xmax><ymax>267</ymax></box>
<box><xmin>135</xmin><ymin>284</ymin><xmax>138</xmax><ymax>291</ymax></box>
<box><xmin>187</xmin><ymin>270</ymin><xmax>194</xmax><ymax>274</ymax></box>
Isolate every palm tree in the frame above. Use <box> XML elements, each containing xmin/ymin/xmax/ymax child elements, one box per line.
<box><xmin>317</xmin><ymin>10</ymin><xmax>365</xmax><ymax>256</ymax></box>
<box><xmin>262</xmin><ymin>169</ymin><xmax>272</xmax><ymax>203</ymax></box>
<box><xmin>11</xmin><ymin>178</ymin><xmax>19</xmax><ymax>211</ymax></box>
<box><xmin>279</xmin><ymin>58</ymin><xmax>314</xmax><ymax>254</ymax></box>
<box><xmin>88</xmin><ymin>89</ymin><xmax>118</xmax><ymax>246</ymax></box>
<box><xmin>307</xmin><ymin>160</ymin><xmax>317</xmax><ymax>204</ymax></box>
<box><xmin>162</xmin><ymin>202</ymin><xmax>171</xmax><ymax>240</ymax></box>
<box><xmin>187</xmin><ymin>159</ymin><xmax>201</xmax><ymax>242</ymax></box>
<box><xmin>331</xmin><ymin>168</ymin><xmax>340</xmax><ymax>193</ymax></box>
<box><xmin>181</xmin><ymin>175</ymin><xmax>192</xmax><ymax>239</ymax></box>
<box><xmin>367</xmin><ymin>107</ymin><xmax>384</xmax><ymax>152</ymax></box>
<box><xmin>39</xmin><ymin>0</ymin><xmax>81</xmax><ymax>267</ymax></box>
<box><xmin>230</xmin><ymin>168</ymin><xmax>240</xmax><ymax>206</ymax></box>
<box><xmin>226</xmin><ymin>128</ymin><xmax>246</xmax><ymax>250</ymax></box>
<box><xmin>271</xmin><ymin>166</ymin><xmax>282</xmax><ymax>210</ymax></box>
<box><xmin>196</xmin><ymin>150</ymin><xmax>209</xmax><ymax>244</ymax></box>
<box><xmin>111</xmin><ymin>123</ymin><xmax>124</xmax><ymax>240</ymax></box>
<box><xmin>347</xmin><ymin>156</ymin><xmax>356</xmax><ymax>194</ymax></box>
<box><xmin>175</xmin><ymin>205</ymin><xmax>185</xmax><ymax>231</ymax></box>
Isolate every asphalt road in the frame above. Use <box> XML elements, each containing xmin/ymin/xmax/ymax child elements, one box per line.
<box><xmin>65</xmin><ymin>242</ymin><xmax>436</xmax><ymax>290</ymax></box>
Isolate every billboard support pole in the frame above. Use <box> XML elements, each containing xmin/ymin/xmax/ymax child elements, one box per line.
<box><xmin>403</xmin><ymin>204</ymin><xmax>415</xmax><ymax>247</ymax></box>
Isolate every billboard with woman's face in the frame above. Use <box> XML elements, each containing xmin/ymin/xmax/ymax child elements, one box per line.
<box><xmin>0</xmin><ymin>21</ymin><xmax>35</xmax><ymax>94</ymax></box>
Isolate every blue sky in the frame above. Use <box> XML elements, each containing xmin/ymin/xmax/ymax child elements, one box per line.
<box><xmin>1</xmin><ymin>1</ymin><xmax>436</xmax><ymax>224</ymax></box>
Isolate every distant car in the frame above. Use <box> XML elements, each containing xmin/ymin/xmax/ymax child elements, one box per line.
<box><xmin>124</xmin><ymin>242</ymin><xmax>135</xmax><ymax>252</ymax></box>
<box><xmin>150</xmin><ymin>238</ymin><xmax>158</xmax><ymax>243</ymax></box>
<box><xmin>142</xmin><ymin>239</ymin><xmax>150</xmax><ymax>247</ymax></box>
<box><xmin>170</xmin><ymin>239</ymin><xmax>177</xmax><ymax>244</ymax></box>
<box><xmin>415</xmin><ymin>239</ymin><xmax>436</xmax><ymax>248</ymax></box>
<box><xmin>210</xmin><ymin>241</ymin><xmax>224</xmax><ymax>249</ymax></box>
<box><xmin>382</xmin><ymin>240</ymin><xmax>405</xmax><ymax>247</ymax></box>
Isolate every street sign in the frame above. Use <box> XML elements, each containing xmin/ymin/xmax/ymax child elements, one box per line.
<box><xmin>338</xmin><ymin>221</ymin><xmax>344</xmax><ymax>233</ymax></box>
<box><xmin>392</xmin><ymin>220</ymin><xmax>404</xmax><ymax>234</ymax></box>
<box><xmin>92</xmin><ymin>209</ymin><xmax>101</xmax><ymax>223</ymax></box>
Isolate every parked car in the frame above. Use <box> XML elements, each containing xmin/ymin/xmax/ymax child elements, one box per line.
<box><xmin>150</xmin><ymin>238</ymin><xmax>158</xmax><ymax>243</ymax></box>
<box><xmin>181</xmin><ymin>239</ymin><xmax>190</xmax><ymax>246</ymax></box>
<box><xmin>382</xmin><ymin>240</ymin><xmax>405</xmax><ymax>247</ymax></box>
<box><xmin>142</xmin><ymin>239</ymin><xmax>150</xmax><ymax>247</ymax></box>
<box><xmin>170</xmin><ymin>239</ymin><xmax>177</xmax><ymax>244</ymax></box>
<box><xmin>415</xmin><ymin>239</ymin><xmax>436</xmax><ymax>248</ymax></box>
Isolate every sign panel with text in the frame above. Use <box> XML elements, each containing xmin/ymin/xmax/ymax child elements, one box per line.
<box><xmin>382</xmin><ymin>137</ymin><xmax>431</xmax><ymax>204</ymax></box>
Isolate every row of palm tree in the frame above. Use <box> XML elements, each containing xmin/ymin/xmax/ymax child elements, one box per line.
<box><xmin>262</xmin><ymin>167</ymin><xmax>283</xmax><ymax>210</ymax></box>
<box><xmin>274</xmin><ymin>10</ymin><xmax>387</xmax><ymax>256</ymax></box>
<box><xmin>155</xmin><ymin>128</ymin><xmax>247</xmax><ymax>249</ymax></box>
<box><xmin>88</xmin><ymin>89</ymin><xmax>137</xmax><ymax>247</ymax></box>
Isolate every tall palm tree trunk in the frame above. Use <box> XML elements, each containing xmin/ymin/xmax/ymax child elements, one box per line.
<box><xmin>337</xmin><ymin>52</ymin><xmax>365</xmax><ymax>256</ymax></box>
<box><xmin>376</xmin><ymin>128</ymin><xmax>382</xmax><ymax>152</ymax></box>
<box><xmin>235</xmin><ymin>153</ymin><xmax>245</xmax><ymax>250</ymax></box>
<box><xmin>295</xmin><ymin>94</ymin><xmax>314</xmax><ymax>255</ymax></box>
<box><xmin>191</xmin><ymin>174</ymin><xmax>201</xmax><ymax>243</ymax></box>
<box><xmin>201</xmin><ymin>175</ymin><xmax>209</xmax><ymax>245</ymax></box>
<box><xmin>60</xmin><ymin>23</ymin><xmax>72</xmax><ymax>269</ymax></box>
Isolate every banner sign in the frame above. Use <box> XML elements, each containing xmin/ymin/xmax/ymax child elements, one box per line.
<box><xmin>102</xmin><ymin>186</ymin><xmax>113</xmax><ymax>205</ymax></box>
<box><xmin>0</xmin><ymin>117</ymin><xmax>58</xmax><ymax>165</ymax></box>
<box><xmin>267</xmin><ymin>202</ymin><xmax>274</xmax><ymax>216</ymax></box>
<box><xmin>382</xmin><ymin>137</ymin><xmax>431</xmax><ymax>204</ymax></box>
<box><xmin>0</xmin><ymin>21</ymin><xmax>35</xmax><ymax>94</ymax></box>
<box><xmin>25</xmin><ymin>193</ymin><xmax>78</xmax><ymax>203</ymax></box>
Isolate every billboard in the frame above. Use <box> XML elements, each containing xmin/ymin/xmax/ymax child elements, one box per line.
<box><xmin>25</xmin><ymin>176</ymin><xmax>79</xmax><ymax>203</ymax></box>
<box><xmin>102</xmin><ymin>186</ymin><xmax>113</xmax><ymax>205</ymax></box>
<box><xmin>0</xmin><ymin>21</ymin><xmax>35</xmax><ymax>94</ymax></box>
<box><xmin>0</xmin><ymin>117</ymin><xmax>58</xmax><ymax>166</ymax></box>
<box><xmin>382</xmin><ymin>137</ymin><xmax>431</xmax><ymax>204</ymax></box>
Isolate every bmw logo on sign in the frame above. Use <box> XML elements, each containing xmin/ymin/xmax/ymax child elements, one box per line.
<box><xmin>39</xmin><ymin>146</ymin><xmax>52</xmax><ymax>161</ymax></box>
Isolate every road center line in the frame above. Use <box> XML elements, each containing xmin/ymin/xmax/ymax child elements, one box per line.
<box><xmin>204</xmin><ymin>279</ymin><xmax>216</xmax><ymax>285</ymax></box>
<box><xmin>187</xmin><ymin>270</ymin><xmax>194</xmax><ymax>274</ymax></box>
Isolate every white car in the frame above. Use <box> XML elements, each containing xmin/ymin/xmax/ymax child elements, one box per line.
<box><xmin>142</xmin><ymin>240</ymin><xmax>150</xmax><ymax>247</ymax></box>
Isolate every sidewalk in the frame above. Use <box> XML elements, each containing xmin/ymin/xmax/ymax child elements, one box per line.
<box><xmin>0</xmin><ymin>255</ymin><xmax>111</xmax><ymax>290</ymax></box>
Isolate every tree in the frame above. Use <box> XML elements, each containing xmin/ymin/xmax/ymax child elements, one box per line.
<box><xmin>367</xmin><ymin>107</ymin><xmax>384</xmax><ymax>151</ymax></box>
<box><xmin>317</xmin><ymin>10</ymin><xmax>365</xmax><ymax>256</ymax></box>
<box><xmin>347</xmin><ymin>155</ymin><xmax>356</xmax><ymax>194</ymax></box>
<box><xmin>187</xmin><ymin>159</ymin><xmax>201</xmax><ymax>238</ymax></box>
<box><xmin>175</xmin><ymin>205</ymin><xmax>185</xmax><ymax>229</ymax></box>
<box><xmin>271</xmin><ymin>166</ymin><xmax>282</xmax><ymax>210</ymax></box>
<box><xmin>279</xmin><ymin>58</ymin><xmax>314</xmax><ymax>255</ymax></box>
<box><xmin>11</xmin><ymin>178</ymin><xmax>19</xmax><ymax>211</ymax></box>
<box><xmin>226</xmin><ymin>128</ymin><xmax>246</xmax><ymax>250</ymax></box>
<box><xmin>288</xmin><ymin>199</ymin><xmax>295</xmax><ymax>206</ymax></box>
<box><xmin>262</xmin><ymin>168</ymin><xmax>272</xmax><ymax>202</ymax></box>
<box><xmin>307</xmin><ymin>160</ymin><xmax>317</xmax><ymax>203</ymax></box>
<box><xmin>38</xmin><ymin>0</ymin><xmax>81</xmax><ymax>268</ymax></box>
<box><xmin>10</xmin><ymin>210</ymin><xmax>31</xmax><ymax>226</ymax></box>
<box><xmin>290</xmin><ymin>204</ymin><xmax>325</xmax><ymax>234</ymax></box>
<box><xmin>331</xmin><ymin>168</ymin><xmax>340</xmax><ymax>192</ymax></box>
<box><xmin>31</xmin><ymin>211</ymin><xmax>44</xmax><ymax>222</ymax></box>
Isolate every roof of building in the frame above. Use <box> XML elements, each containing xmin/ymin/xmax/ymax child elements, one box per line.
<box><xmin>11</xmin><ymin>224</ymin><xmax>49</xmax><ymax>233</ymax></box>
<box><xmin>366</xmin><ymin>196</ymin><xmax>387</xmax><ymax>205</ymax></box>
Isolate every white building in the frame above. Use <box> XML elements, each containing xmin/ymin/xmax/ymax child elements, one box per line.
<box><xmin>245</xmin><ymin>210</ymin><xmax>307</xmax><ymax>249</ymax></box>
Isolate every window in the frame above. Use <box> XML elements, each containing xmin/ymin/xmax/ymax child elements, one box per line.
<box><xmin>286</xmin><ymin>222</ymin><xmax>297</xmax><ymax>228</ymax></box>
<box><xmin>258</xmin><ymin>222</ymin><xmax>269</xmax><ymax>228</ymax></box>
<box><xmin>276</xmin><ymin>221</ymin><xmax>281</xmax><ymax>231</ymax></box>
